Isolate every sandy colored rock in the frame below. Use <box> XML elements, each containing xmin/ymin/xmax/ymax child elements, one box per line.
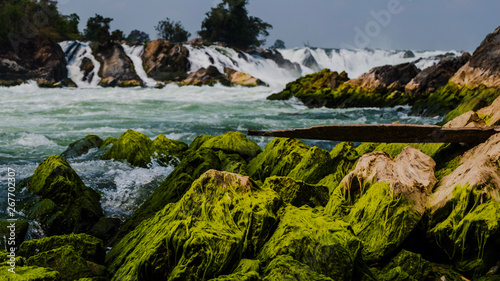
<box><xmin>346</xmin><ymin>63</ymin><xmax>420</xmax><ymax>93</ymax></box>
<box><xmin>443</xmin><ymin>110</ymin><xmax>486</xmax><ymax>128</ymax></box>
<box><xmin>224</xmin><ymin>68</ymin><xmax>266</xmax><ymax>86</ymax></box>
<box><xmin>478</xmin><ymin>95</ymin><xmax>500</xmax><ymax>126</ymax></box>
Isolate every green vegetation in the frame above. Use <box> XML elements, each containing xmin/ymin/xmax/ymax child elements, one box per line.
<box><xmin>83</xmin><ymin>14</ymin><xmax>113</xmax><ymax>43</ymax></box>
<box><xmin>0</xmin><ymin>0</ymin><xmax>80</xmax><ymax>50</ymax></box>
<box><xmin>198</xmin><ymin>0</ymin><xmax>272</xmax><ymax>49</ymax></box>
<box><xmin>270</xmin><ymin>39</ymin><xmax>286</xmax><ymax>49</ymax></box>
<box><xmin>155</xmin><ymin>17</ymin><xmax>191</xmax><ymax>42</ymax></box>
<box><xmin>126</xmin><ymin>29</ymin><xmax>150</xmax><ymax>43</ymax></box>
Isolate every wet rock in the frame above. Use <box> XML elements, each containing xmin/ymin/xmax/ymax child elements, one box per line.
<box><xmin>19</xmin><ymin>233</ymin><xmax>106</xmax><ymax>264</ymax></box>
<box><xmin>267</xmin><ymin>68</ymin><xmax>349</xmax><ymax>107</ymax></box>
<box><xmin>0</xmin><ymin>219</ymin><xmax>29</xmax><ymax>250</ymax></box>
<box><xmin>451</xmin><ymin>26</ymin><xmax>500</xmax><ymax>88</ymax></box>
<box><xmin>107</xmin><ymin>170</ymin><xmax>281</xmax><ymax>281</ymax></box>
<box><xmin>142</xmin><ymin>39</ymin><xmax>190</xmax><ymax>82</ymax></box>
<box><xmin>302</xmin><ymin>48</ymin><xmax>321</xmax><ymax>72</ymax></box>
<box><xmin>248</xmin><ymin>48</ymin><xmax>302</xmax><ymax>76</ymax></box>
<box><xmin>199</xmin><ymin>131</ymin><xmax>262</xmax><ymax>161</ymax></box>
<box><xmin>27</xmin><ymin>155</ymin><xmax>104</xmax><ymax>235</ymax></box>
<box><xmin>247</xmin><ymin>138</ymin><xmax>334</xmax><ymax>184</ymax></box>
<box><xmin>258</xmin><ymin>205</ymin><xmax>361</xmax><ymax>280</ymax></box>
<box><xmin>94</xmin><ymin>42</ymin><xmax>143</xmax><ymax>87</ymax></box>
<box><xmin>26</xmin><ymin>245</ymin><xmax>93</xmax><ymax>281</ymax></box>
<box><xmin>346</xmin><ymin>62</ymin><xmax>420</xmax><ymax>93</ymax></box>
<box><xmin>224</xmin><ymin>67</ymin><xmax>267</xmax><ymax>87</ymax></box>
<box><xmin>0</xmin><ymin>38</ymin><xmax>67</xmax><ymax>86</ymax></box>
<box><xmin>326</xmin><ymin>146</ymin><xmax>437</xmax><ymax>262</ymax></box>
<box><xmin>88</xmin><ymin>217</ymin><xmax>122</xmax><ymax>244</ymax></box>
<box><xmin>428</xmin><ymin>133</ymin><xmax>500</xmax><ymax>274</ymax></box>
<box><xmin>80</xmin><ymin>57</ymin><xmax>96</xmax><ymax>84</ymax></box>
<box><xmin>180</xmin><ymin>65</ymin><xmax>231</xmax><ymax>86</ymax></box>
<box><xmin>263</xmin><ymin>176</ymin><xmax>329</xmax><ymax>208</ymax></box>
<box><xmin>406</xmin><ymin>52</ymin><xmax>470</xmax><ymax>96</ymax></box>
<box><xmin>61</xmin><ymin>135</ymin><xmax>104</xmax><ymax>159</ymax></box>
<box><xmin>403</xmin><ymin>50</ymin><xmax>415</xmax><ymax>58</ymax></box>
<box><xmin>101</xmin><ymin>129</ymin><xmax>188</xmax><ymax>167</ymax></box>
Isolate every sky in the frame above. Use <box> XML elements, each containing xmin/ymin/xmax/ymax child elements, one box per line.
<box><xmin>57</xmin><ymin>0</ymin><xmax>500</xmax><ymax>52</ymax></box>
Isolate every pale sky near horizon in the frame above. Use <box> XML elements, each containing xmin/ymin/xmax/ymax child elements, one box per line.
<box><xmin>57</xmin><ymin>0</ymin><xmax>499</xmax><ymax>52</ymax></box>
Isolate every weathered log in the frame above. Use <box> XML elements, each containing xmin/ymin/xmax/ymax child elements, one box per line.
<box><xmin>247</xmin><ymin>124</ymin><xmax>500</xmax><ymax>143</ymax></box>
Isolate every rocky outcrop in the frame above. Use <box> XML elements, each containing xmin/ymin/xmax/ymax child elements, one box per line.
<box><xmin>94</xmin><ymin>42</ymin><xmax>142</xmax><ymax>87</ymax></box>
<box><xmin>346</xmin><ymin>62</ymin><xmax>420</xmax><ymax>93</ymax></box>
<box><xmin>180</xmin><ymin>65</ymin><xmax>266</xmax><ymax>87</ymax></box>
<box><xmin>142</xmin><ymin>39</ymin><xmax>190</xmax><ymax>82</ymax></box>
<box><xmin>248</xmin><ymin>48</ymin><xmax>302</xmax><ymax>76</ymax></box>
<box><xmin>25</xmin><ymin>155</ymin><xmax>104</xmax><ymax>235</ymax></box>
<box><xmin>406</xmin><ymin>52</ymin><xmax>470</xmax><ymax>96</ymax></box>
<box><xmin>451</xmin><ymin>26</ymin><xmax>500</xmax><ymax>88</ymax></box>
<box><xmin>302</xmin><ymin>48</ymin><xmax>321</xmax><ymax>72</ymax></box>
<box><xmin>442</xmin><ymin>110</ymin><xmax>486</xmax><ymax>128</ymax></box>
<box><xmin>224</xmin><ymin>67</ymin><xmax>267</xmax><ymax>86</ymax></box>
<box><xmin>478</xmin><ymin>95</ymin><xmax>500</xmax><ymax>126</ymax></box>
<box><xmin>0</xmin><ymin>38</ymin><xmax>67</xmax><ymax>87</ymax></box>
<box><xmin>106</xmin><ymin>170</ymin><xmax>281</xmax><ymax>281</ymax></box>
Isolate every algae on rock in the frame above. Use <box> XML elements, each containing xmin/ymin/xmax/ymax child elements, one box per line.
<box><xmin>107</xmin><ymin>170</ymin><xmax>281</xmax><ymax>281</ymax></box>
<box><xmin>258</xmin><ymin>205</ymin><xmax>361</xmax><ymax>280</ymax></box>
<box><xmin>263</xmin><ymin>176</ymin><xmax>329</xmax><ymax>208</ymax></box>
<box><xmin>200</xmin><ymin>131</ymin><xmax>262</xmax><ymax>161</ymax></box>
<box><xmin>27</xmin><ymin>155</ymin><xmax>104</xmax><ymax>235</ymax></box>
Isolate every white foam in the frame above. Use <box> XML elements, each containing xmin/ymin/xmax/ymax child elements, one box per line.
<box><xmin>59</xmin><ymin>41</ymin><xmax>102</xmax><ymax>87</ymax></box>
<box><xmin>14</xmin><ymin>133</ymin><xmax>59</xmax><ymax>147</ymax></box>
<box><xmin>121</xmin><ymin>44</ymin><xmax>158</xmax><ymax>87</ymax></box>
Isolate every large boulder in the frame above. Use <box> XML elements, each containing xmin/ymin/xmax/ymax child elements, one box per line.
<box><xmin>247</xmin><ymin>138</ymin><xmax>334</xmax><ymax>184</ymax></box>
<box><xmin>0</xmin><ymin>37</ymin><xmax>67</xmax><ymax>87</ymax></box>
<box><xmin>94</xmin><ymin>42</ymin><xmax>143</xmax><ymax>87</ymax></box>
<box><xmin>224</xmin><ymin>68</ymin><xmax>267</xmax><ymax>87</ymax></box>
<box><xmin>26</xmin><ymin>155</ymin><xmax>104</xmax><ymax>235</ymax></box>
<box><xmin>405</xmin><ymin>52</ymin><xmax>470</xmax><ymax>96</ymax></box>
<box><xmin>61</xmin><ymin>135</ymin><xmax>104</xmax><ymax>159</ymax></box>
<box><xmin>180</xmin><ymin>65</ymin><xmax>230</xmax><ymax>86</ymax></box>
<box><xmin>451</xmin><ymin>26</ymin><xmax>500</xmax><ymax>88</ymax></box>
<box><xmin>346</xmin><ymin>62</ymin><xmax>420</xmax><ymax>93</ymax></box>
<box><xmin>101</xmin><ymin>129</ymin><xmax>188</xmax><ymax>168</ymax></box>
<box><xmin>428</xmin><ymin>133</ymin><xmax>500</xmax><ymax>275</ymax></box>
<box><xmin>106</xmin><ymin>170</ymin><xmax>281</xmax><ymax>281</ymax></box>
<box><xmin>142</xmin><ymin>39</ymin><xmax>190</xmax><ymax>82</ymax></box>
<box><xmin>257</xmin><ymin>205</ymin><xmax>362</xmax><ymax>280</ymax></box>
<box><xmin>200</xmin><ymin>131</ymin><xmax>262</xmax><ymax>161</ymax></box>
<box><xmin>326</xmin><ymin>146</ymin><xmax>437</xmax><ymax>262</ymax></box>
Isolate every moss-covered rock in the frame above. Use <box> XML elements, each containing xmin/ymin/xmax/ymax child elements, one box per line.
<box><xmin>106</xmin><ymin>170</ymin><xmax>281</xmax><ymax>281</ymax></box>
<box><xmin>317</xmin><ymin>142</ymin><xmax>361</xmax><ymax>193</ymax></box>
<box><xmin>19</xmin><ymin>233</ymin><xmax>105</xmax><ymax>264</ymax></box>
<box><xmin>263</xmin><ymin>255</ymin><xmax>335</xmax><ymax>281</ymax></box>
<box><xmin>26</xmin><ymin>245</ymin><xmax>93</xmax><ymax>281</ymax></box>
<box><xmin>200</xmin><ymin>132</ymin><xmax>262</xmax><ymax>161</ymax></box>
<box><xmin>60</xmin><ymin>135</ymin><xmax>103</xmax><ymax>159</ymax></box>
<box><xmin>263</xmin><ymin>176</ymin><xmax>329</xmax><ymax>208</ymax></box>
<box><xmin>208</xmin><ymin>259</ymin><xmax>261</xmax><ymax>281</ymax></box>
<box><xmin>27</xmin><ymin>155</ymin><xmax>103</xmax><ymax>235</ymax></box>
<box><xmin>101</xmin><ymin>129</ymin><xmax>188</xmax><ymax>168</ymax></box>
<box><xmin>258</xmin><ymin>205</ymin><xmax>361</xmax><ymax>280</ymax></box>
<box><xmin>0</xmin><ymin>219</ymin><xmax>29</xmax><ymax>251</ymax></box>
<box><xmin>0</xmin><ymin>265</ymin><xmax>61</xmax><ymax>280</ymax></box>
<box><xmin>247</xmin><ymin>138</ymin><xmax>333</xmax><ymax>184</ymax></box>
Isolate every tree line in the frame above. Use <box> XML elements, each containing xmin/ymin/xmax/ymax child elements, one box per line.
<box><xmin>0</xmin><ymin>0</ymin><xmax>287</xmax><ymax>51</ymax></box>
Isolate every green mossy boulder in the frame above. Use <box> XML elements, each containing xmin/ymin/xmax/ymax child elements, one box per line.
<box><xmin>200</xmin><ymin>132</ymin><xmax>262</xmax><ymax>161</ymax></box>
<box><xmin>188</xmin><ymin>134</ymin><xmax>213</xmax><ymax>151</ymax></box>
<box><xmin>60</xmin><ymin>135</ymin><xmax>104</xmax><ymax>159</ymax></box>
<box><xmin>19</xmin><ymin>233</ymin><xmax>105</xmax><ymax>264</ymax></box>
<box><xmin>263</xmin><ymin>176</ymin><xmax>329</xmax><ymax>208</ymax></box>
<box><xmin>27</xmin><ymin>155</ymin><xmax>103</xmax><ymax>235</ymax></box>
<box><xmin>101</xmin><ymin>129</ymin><xmax>188</xmax><ymax>168</ymax></box>
<box><xmin>262</xmin><ymin>255</ymin><xmax>335</xmax><ymax>281</ymax></box>
<box><xmin>0</xmin><ymin>219</ymin><xmax>29</xmax><ymax>250</ymax></box>
<box><xmin>0</xmin><ymin>265</ymin><xmax>61</xmax><ymax>280</ymax></box>
<box><xmin>317</xmin><ymin>142</ymin><xmax>361</xmax><ymax>193</ymax></box>
<box><xmin>208</xmin><ymin>259</ymin><xmax>261</xmax><ymax>281</ymax></box>
<box><xmin>247</xmin><ymin>138</ymin><xmax>333</xmax><ymax>184</ymax></box>
<box><xmin>106</xmin><ymin>170</ymin><xmax>281</xmax><ymax>281</ymax></box>
<box><xmin>258</xmin><ymin>205</ymin><xmax>361</xmax><ymax>280</ymax></box>
<box><xmin>26</xmin><ymin>245</ymin><xmax>93</xmax><ymax>281</ymax></box>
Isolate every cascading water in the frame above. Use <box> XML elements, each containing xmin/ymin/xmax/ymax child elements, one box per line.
<box><xmin>59</xmin><ymin>41</ymin><xmax>102</xmax><ymax>87</ymax></box>
<box><xmin>121</xmin><ymin>44</ymin><xmax>158</xmax><ymax>87</ymax></box>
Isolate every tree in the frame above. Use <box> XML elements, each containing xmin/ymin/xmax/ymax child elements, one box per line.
<box><xmin>198</xmin><ymin>0</ymin><xmax>272</xmax><ymax>49</ymax></box>
<box><xmin>111</xmin><ymin>29</ymin><xmax>124</xmax><ymax>41</ymax></box>
<box><xmin>155</xmin><ymin>18</ymin><xmax>190</xmax><ymax>42</ymax></box>
<box><xmin>270</xmin><ymin>39</ymin><xmax>286</xmax><ymax>49</ymax></box>
<box><xmin>83</xmin><ymin>14</ymin><xmax>113</xmax><ymax>42</ymax></box>
<box><xmin>126</xmin><ymin>29</ymin><xmax>150</xmax><ymax>43</ymax></box>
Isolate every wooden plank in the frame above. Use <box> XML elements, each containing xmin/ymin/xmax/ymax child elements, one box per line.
<box><xmin>247</xmin><ymin>124</ymin><xmax>500</xmax><ymax>143</ymax></box>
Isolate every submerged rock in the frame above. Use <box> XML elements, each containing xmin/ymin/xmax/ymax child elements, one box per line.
<box><xmin>258</xmin><ymin>205</ymin><xmax>361</xmax><ymax>280</ymax></box>
<box><xmin>326</xmin><ymin>146</ymin><xmax>437</xmax><ymax>262</ymax></box>
<box><xmin>27</xmin><ymin>155</ymin><xmax>104</xmax><ymax>235</ymax></box>
<box><xmin>101</xmin><ymin>129</ymin><xmax>188</xmax><ymax>167</ymax></box>
<box><xmin>94</xmin><ymin>42</ymin><xmax>143</xmax><ymax>87</ymax></box>
<box><xmin>106</xmin><ymin>170</ymin><xmax>281</xmax><ymax>281</ymax></box>
<box><xmin>61</xmin><ymin>134</ymin><xmax>104</xmax><ymax>159</ymax></box>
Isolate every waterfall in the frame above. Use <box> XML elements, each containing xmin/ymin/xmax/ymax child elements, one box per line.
<box><xmin>59</xmin><ymin>41</ymin><xmax>102</xmax><ymax>87</ymax></box>
<box><xmin>121</xmin><ymin>44</ymin><xmax>158</xmax><ymax>87</ymax></box>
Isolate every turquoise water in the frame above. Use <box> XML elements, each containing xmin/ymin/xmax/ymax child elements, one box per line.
<box><xmin>0</xmin><ymin>82</ymin><xmax>441</xmax><ymax>219</ymax></box>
